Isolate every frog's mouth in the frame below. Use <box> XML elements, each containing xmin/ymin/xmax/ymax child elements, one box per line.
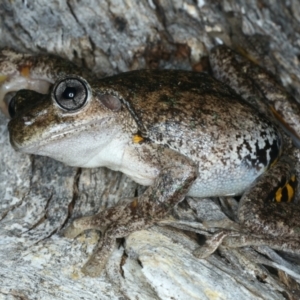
<box><xmin>8</xmin><ymin>116</ymin><xmax>112</xmax><ymax>149</ymax></box>
<box><xmin>9</xmin><ymin>115</ymin><xmax>114</xmax><ymax>159</ymax></box>
<box><xmin>11</xmin><ymin>116</ymin><xmax>123</xmax><ymax>168</ymax></box>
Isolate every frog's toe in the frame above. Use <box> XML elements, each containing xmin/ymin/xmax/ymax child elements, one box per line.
<box><xmin>63</xmin><ymin>222</ymin><xmax>84</xmax><ymax>239</ymax></box>
<box><xmin>193</xmin><ymin>231</ymin><xmax>228</xmax><ymax>259</ymax></box>
<box><xmin>63</xmin><ymin>215</ymin><xmax>107</xmax><ymax>239</ymax></box>
<box><xmin>81</xmin><ymin>236</ymin><xmax>116</xmax><ymax>277</ymax></box>
<box><xmin>81</xmin><ymin>257</ymin><xmax>106</xmax><ymax>277</ymax></box>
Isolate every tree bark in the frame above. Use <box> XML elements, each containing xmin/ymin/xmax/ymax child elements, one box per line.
<box><xmin>1</xmin><ymin>0</ymin><xmax>300</xmax><ymax>299</ymax></box>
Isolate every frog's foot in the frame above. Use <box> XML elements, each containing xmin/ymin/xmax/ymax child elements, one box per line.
<box><xmin>63</xmin><ymin>214</ymin><xmax>114</xmax><ymax>276</ymax></box>
<box><xmin>63</xmin><ymin>196</ymin><xmax>139</xmax><ymax>238</ymax></box>
<box><xmin>193</xmin><ymin>231</ymin><xmax>228</xmax><ymax>259</ymax></box>
<box><xmin>63</xmin><ymin>198</ymin><xmax>150</xmax><ymax>276</ymax></box>
<box><xmin>63</xmin><ymin>197</ymin><xmax>137</xmax><ymax>239</ymax></box>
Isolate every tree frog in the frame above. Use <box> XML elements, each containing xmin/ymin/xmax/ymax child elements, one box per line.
<box><xmin>1</xmin><ymin>44</ymin><xmax>300</xmax><ymax>277</ymax></box>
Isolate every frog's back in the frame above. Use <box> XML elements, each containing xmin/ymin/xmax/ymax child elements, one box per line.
<box><xmin>99</xmin><ymin>70</ymin><xmax>282</xmax><ymax>197</ymax></box>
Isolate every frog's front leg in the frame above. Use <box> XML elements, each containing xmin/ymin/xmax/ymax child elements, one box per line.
<box><xmin>64</xmin><ymin>146</ymin><xmax>197</xmax><ymax>277</ymax></box>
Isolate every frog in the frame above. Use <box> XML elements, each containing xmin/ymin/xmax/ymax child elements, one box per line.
<box><xmin>2</xmin><ymin>43</ymin><xmax>300</xmax><ymax>278</ymax></box>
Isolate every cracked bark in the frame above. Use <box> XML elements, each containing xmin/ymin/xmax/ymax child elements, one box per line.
<box><xmin>1</xmin><ymin>0</ymin><xmax>300</xmax><ymax>299</ymax></box>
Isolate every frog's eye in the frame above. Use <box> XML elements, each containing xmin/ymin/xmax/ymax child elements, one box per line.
<box><xmin>54</xmin><ymin>77</ymin><xmax>88</xmax><ymax>111</ymax></box>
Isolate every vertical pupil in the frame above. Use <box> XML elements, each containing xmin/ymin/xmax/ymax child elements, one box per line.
<box><xmin>63</xmin><ymin>87</ymin><xmax>76</xmax><ymax>99</ymax></box>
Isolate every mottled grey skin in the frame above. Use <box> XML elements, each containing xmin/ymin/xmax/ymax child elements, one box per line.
<box><xmin>8</xmin><ymin>70</ymin><xmax>281</xmax><ymax>197</ymax></box>
<box><xmin>210</xmin><ymin>45</ymin><xmax>300</xmax><ymax>147</ymax></box>
<box><xmin>3</xmin><ymin>44</ymin><xmax>300</xmax><ymax>276</ymax></box>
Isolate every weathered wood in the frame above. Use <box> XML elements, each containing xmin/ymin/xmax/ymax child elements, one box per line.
<box><xmin>1</xmin><ymin>0</ymin><xmax>300</xmax><ymax>299</ymax></box>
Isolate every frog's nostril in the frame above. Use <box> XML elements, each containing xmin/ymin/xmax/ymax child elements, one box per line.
<box><xmin>8</xmin><ymin>96</ymin><xmax>16</xmax><ymax>118</ymax></box>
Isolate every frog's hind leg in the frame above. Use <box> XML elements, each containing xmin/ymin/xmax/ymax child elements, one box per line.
<box><xmin>238</xmin><ymin>155</ymin><xmax>300</xmax><ymax>253</ymax></box>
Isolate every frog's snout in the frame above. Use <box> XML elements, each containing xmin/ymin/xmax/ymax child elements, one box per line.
<box><xmin>7</xmin><ymin>90</ymin><xmax>30</xmax><ymax>119</ymax></box>
<box><xmin>8</xmin><ymin>89</ymin><xmax>47</xmax><ymax>120</ymax></box>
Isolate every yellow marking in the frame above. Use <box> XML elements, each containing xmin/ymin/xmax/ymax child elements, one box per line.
<box><xmin>133</xmin><ymin>134</ymin><xmax>144</xmax><ymax>144</ymax></box>
<box><xmin>286</xmin><ymin>183</ymin><xmax>294</xmax><ymax>203</ymax></box>
<box><xmin>19</xmin><ymin>65</ymin><xmax>31</xmax><ymax>77</ymax></box>
<box><xmin>0</xmin><ymin>75</ymin><xmax>7</xmax><ymax>83</ymax></box>
<box><xmin>275</xmin><ymin>175</ymin><xmax>297</xmax><ymax>203</ymax></box>
<box><xmin>275</xmin><ymin>187</ymin><xmax>282</xmax><ymax>203</ymax></box>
